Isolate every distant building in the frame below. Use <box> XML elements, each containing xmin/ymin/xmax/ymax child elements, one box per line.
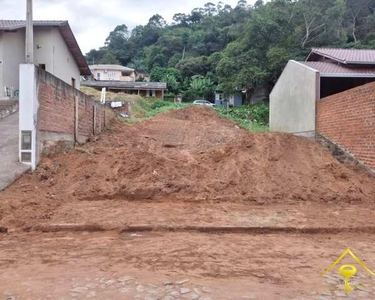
<box><xmin>82</xmin><ymin>80</ymin><xmax>167</xmax><ymax>99</ymax></box>
<box><xmin>89</xmin><ymin>64</ymin><xmax>136</xmax><ymax>82</ymax></box>
<box><xmin>0</xmin><ymin>20</ymin><xmax>91</xmax><ymax>97</ymax></box>
<box><xmin>214</xmin><ymin>90</ymin><xmax>244</xmax><ymax>107</ymax></box>
<box><xmin>84</xmin><ymin>64</ymin><xmax>166</xmax><ymax>99</ymax></box>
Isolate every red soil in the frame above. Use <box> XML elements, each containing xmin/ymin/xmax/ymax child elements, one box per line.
<box><xmin>0</xmin><ymin>106</ymin><xmax>374</xmax><ymax>229</ymax></box>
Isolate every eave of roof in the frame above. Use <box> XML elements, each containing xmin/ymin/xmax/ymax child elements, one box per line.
<box><xmin>0</xmin><ymin>20</ymin><xmax>91</xmax><ymax>76</ymax></box>
<box><xmin>301</xmin><ymin>61</ymin><xmax>375</xmax><ymax>78</ymax></box>
<box><xmin>82</xmin><ymin>80</ymin><xmax>167</xmax><ymax>90</ymax></box>
<box><xmin>89</xmin><ymin>65</ymin><xmax>135</xmax><ymax>72</ymax></box>
<box><xmin>309</xmin><ymin>48</ymin><xmax>375</xmax><ymax>66</ymax></box>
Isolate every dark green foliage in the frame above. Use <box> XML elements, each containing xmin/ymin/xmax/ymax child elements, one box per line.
<box><xmin>86</xmin><ymin>0</ymin><xmax>375</xmax><ymax>100</ymax></box>
<box><xmin>215</xmin><ymin>104</ymin><xmax>270</xmax><ymax>132</ymax></box>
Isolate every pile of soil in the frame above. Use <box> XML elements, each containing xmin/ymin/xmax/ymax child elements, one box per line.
<box><xmin>1</xmin><ymin>106</ymin><xmax>375</xmax><ymax>228</ymax></box>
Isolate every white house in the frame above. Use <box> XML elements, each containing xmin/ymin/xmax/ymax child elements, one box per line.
<box><xmin>0</xmin><ymin>20</ymin><xmax>91</xmax><ymax>97</ymax></box>
<box><xmin>90</xmin><ymin>64</ymin><xmax>136</xmax><ymax>82</ymax></box>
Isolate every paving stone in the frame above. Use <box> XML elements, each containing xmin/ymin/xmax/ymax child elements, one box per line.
<box><xmin>181</xmin><ymin>288</ymin><xmax>191</xmax><ymax>294</ymax></box>
<box><xmin>358</xmin><ymin>291</ymin><xmax>371</xmax><ymax>297</ymax></box>
<box><xmin>119</xmin><ymin>287</ymin><xmax>131</xmax><ymax>294</ymax></box>
<box><xmin>86</xmin><ymin>291</ymin><xmax>97</xmax><ymax>298</ymax></box>
<box><xmin>326</xmin><ymin>279</ymin><xmax>339</xmax><ymax>285</ymax></box>
<box><xmin>334</xmin><ymin>290</ymin><xmax>348</xmax><ymax>297</ymax></box>
<box><xmin>145</xmin><ymin>294</ymin><xmax>160</xmax><ymax>300</ymax></box>
<box><xmin>136</xmin><ymin>285</ymin><xmax>146</xmax><ymax>293</ymax></box>
<box><xmin>193</xmin><ymin>288</ymin><xmax>201</xmax><ymax>295</ymax></box>
<box><xmin>162</xmin><ymin>296</ymin><xmax>175</xmax><ymax>300</ymax></box>
<box><xmin>357</xmin><ymin>286</ymin><xmax>371</xmax><ymax>292</ymax></box>
<box><xmin>118</xmin><ymin>276</ymin><xmax>133</xmax><ymax>282</ymax></box>
<box><xmin>70</xmin><ymin>287</ymin><xmax>88</xmax><ymax>293</ymax></box>
<box><xmin>176</xmin><ymin>279</ymin><xmax>190</xmax><ymax>285</ymax></box>
<box><xmin>169</xmin><ymin>290</ymin><xmax>180</xmax><ymax>298</ymax></box>
<box><xmin>199</xmin><ymin>297</ymin><xmax>211</xmax><ymax>300</ymax></box>
<box><xmin>105</xmin><ymin>280</ymin><xmax>115</xmax><ymax>286</ymax></box>
<box><xmin>202</xmin><ymin>287</ymin><xmax>211</xmax><ymax>293</ymax></box>
<box><xmin>189</xmin><ymin>293</ymin><xmax>199</xmax><ymax>300</ymax></box>
<box><xmin>70</xmin><ymin>293</ymin><xmax>79</xmax><ymax>298</ymax></box>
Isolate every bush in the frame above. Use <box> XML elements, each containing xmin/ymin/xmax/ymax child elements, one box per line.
<box><xmin>215</xmin><ymin>104</ymin><xmax>269</xmax><ymax>133</ymax></box>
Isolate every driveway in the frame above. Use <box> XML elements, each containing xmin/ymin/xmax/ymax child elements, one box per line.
<box><xmin>0</xmin><ymin>113</ymin><xmax>29</xmax><ymax>190</ymax></box>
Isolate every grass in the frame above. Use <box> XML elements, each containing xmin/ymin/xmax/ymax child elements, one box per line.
<box><xmin>81</xmin><ymin>86</ymin><xmax>189</xmax><ymax>123</ymax></box>
<box><xmin>82</xmin><ymin>86</ymin><xmax>269</xmax><ymax>132</ymax></box>
<box><xmin>214</xmin><ymin>104</ymin><xmax>270</xmax><ymax>133</ymax></box>
<box><xmin>81</xmin><ymin>86</ymin><xmax>142</xmax><ymax>102</ymax></box>
<box><xmin>125</xmin><ymin>98</ymin><xmax>190</xmax><ymax>123</ymax></box>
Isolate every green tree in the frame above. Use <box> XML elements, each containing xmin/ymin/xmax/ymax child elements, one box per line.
<box><xmin>99</xmin><ymin>52</ymin><xmax>121</xmax><ymax>64</ymax></box>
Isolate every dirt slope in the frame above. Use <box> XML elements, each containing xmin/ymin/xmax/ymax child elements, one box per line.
<box><xmin>1</xmin><ymin>106</ymin><xmax>374</xmax><ymax>228</ymax></box>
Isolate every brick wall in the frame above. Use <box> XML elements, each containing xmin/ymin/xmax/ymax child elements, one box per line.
<box><xmin>317</xmin><ymin>81</ymin><xmax>375</xmax><ymax>171</ymax></box>
<box><xmin>36</xmin><ymin>67</ymin><xmax>115</xmax><ymax>151</ymax></box>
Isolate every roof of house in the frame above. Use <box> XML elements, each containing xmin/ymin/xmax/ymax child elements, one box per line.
<box><xmin>301</xmin><ymin>61</ymin><xmax>375</xmax><ymax>78</ymax></box>
<box><xmin>90</xmin><ymin>65</ymin><xmax>135</xmax><ymax>72</ymax></box>
<box><xmin>309</xmin><ymin>48</ymin><xmax>375</xmax><ymax>65</ymax></box>
<box><xmin>82</xmin><ymin>80</ymin><xmax>167</xmax><ymax>90</ymax></box>
<box><xmin>0</xmin><ymin>20</ymin><xmax>91</xmax><ymax>76</ymax></box>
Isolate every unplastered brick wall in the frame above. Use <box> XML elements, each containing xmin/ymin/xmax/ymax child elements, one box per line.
<box><xmin>317</xmin><ymin>81</ymin><xmax>375</xmax><ymax>171</ymax></box>
<box><xmin>37</xmin><ymin>67</ymin><xmax>115</xmax><ymax>151</ymax></box>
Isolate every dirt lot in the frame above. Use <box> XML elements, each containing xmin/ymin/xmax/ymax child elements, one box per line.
<box><xmin>1</xmin><ymin>106</ymin><xmax>375</xmax><ymax>299</ymax></box>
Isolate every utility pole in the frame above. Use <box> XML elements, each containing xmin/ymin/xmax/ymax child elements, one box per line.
<box><xmin>25</xmin><ymin>0</ymin><xmax>34</xmax><ymax>63</ymax></box>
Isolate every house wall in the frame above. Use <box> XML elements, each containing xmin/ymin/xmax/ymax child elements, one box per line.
<box><xmin>34</xmin><ymin>27</ymin><xmax>81</xmax><ymax>89</ymax></box>
<box><xmin>0</xmin><ymin>30</ymin><xmax>25</xmax><ymax>96</ymax></box>
<box><xmin>92</xmin><ymin>69</ymin><xmax>135</xmax><ymax>82</ymax></box>
<box><xmin>0</xmin><ymin>31</ymin><xmax>3</xmax><ymax>97</ymax></box>
<box><xmin>270</xmin><ymin>60</ymin><xmax>320</xmax><ymax>137</ymax></box>
<box><xmin>19</xmin><ymin>65</ymin><xmax>115</xmax><ymax>169</ymax></box>
<box><xmin>0</xmin><ymin>27</ymin><xmax>81</xmax><ymax>97</ymax></box>
<box><xmin>317</xmin><ymin>81</ymin><xmax>375</xmax><ymax>172</ymax></box>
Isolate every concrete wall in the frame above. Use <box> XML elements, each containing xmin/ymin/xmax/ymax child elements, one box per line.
<box><xmin>270</xmin><ymin>60</ymin><xmax>320</xmax><ymax>136</ymax></box>
<box><xmin>0</xmin><ymin>27</ymin><xmax>81</xmax><ymax>97</ymax></box>
<box><xmin>19</xmin><ymin>65</ymin><xmax>115</xmax><ymax>169</ymax></box>
<box><xmin>317</xmin><ymin>81</ymin><xmax>375</xmax><ymax>172</ymax></box>
<box><xmin>0</xmin><ymin>32</ymin><xmax>3</xmax><ymax>97</ymax></box>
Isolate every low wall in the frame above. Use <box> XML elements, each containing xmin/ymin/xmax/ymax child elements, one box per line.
<box><xmin>37</xmin><ymin>67</ymin><xmax>115</xmax><ymax>152</ymax></box>
<box><xmin>19</xmin><ymin>65</ymin><xmax>115</xmax><ymax>169</ymax></box>
<box><xmin>270</xmin><ymin>60</ymin><xmax>320</xmax><ymax>136</ymax></box>
<box><xmin>317</xmin><ymin>81</ymin><xmax>375</xmax><ymax>172</ymax></box>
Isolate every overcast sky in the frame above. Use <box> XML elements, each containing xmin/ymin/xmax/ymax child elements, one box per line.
<box><xmin>0</xmin><ymin>0</ymin><xmax>256</xmax><ymax>53</ymax></box>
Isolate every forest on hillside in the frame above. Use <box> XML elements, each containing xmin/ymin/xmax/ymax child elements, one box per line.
<box><xmin>85</xmin><ymin>0</ymin><xmax>375</xmax><ymax>102</ymax></box>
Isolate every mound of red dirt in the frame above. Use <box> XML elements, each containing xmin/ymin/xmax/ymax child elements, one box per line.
<box><xmin>1</xmin><ymin>106</ymin><xmax>375</xmax><ymax>228</ymax></box>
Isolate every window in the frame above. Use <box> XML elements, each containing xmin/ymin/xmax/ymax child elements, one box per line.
<box><xmin>21</xmin><ymin>153</ymin><xmax>32</xmax><ymax>163</ymax></box>
<box><xmin>21</xmin><ymin>131</ymin><xmax>32</xmax><ymax>150</ymax></box>
<box><xmin>39</xmin><ymin>64</ymin><xmax>46</xmax><ymax>70</ymax></box>
<box><xmin>71</xmin><ymin>78</ymin><xmax>76</xmax><ymax>89</ymax></box>
<box><xmin>97</xmin><ymin>73</ymin><xmax>101</xmax><ymax>80</ymax></box>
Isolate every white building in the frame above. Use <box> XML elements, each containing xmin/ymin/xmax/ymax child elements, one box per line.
<box><xmin>0</xmin><ymin>20</ymin><xmax>91</xmax><ymax>97</ymax></box>
<box><xmin>90</xmin><ymin>64</ymin><xmax>136</xmax><ymax>82</ymax></box>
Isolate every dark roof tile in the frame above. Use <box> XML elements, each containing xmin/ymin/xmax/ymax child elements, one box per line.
<box><xmin>310</xmin><ymin>48</ymin><xmax>375</xmax><ymax>64</ymax></box>
<box><xmin>301</xmin><ymin>61</ymin><xmax>375</xmax><ymax>77</ymax></box>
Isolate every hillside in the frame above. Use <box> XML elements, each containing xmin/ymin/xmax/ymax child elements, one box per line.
<box><xmin>86</xmin><ymin>0</ymin><xmax>375</xmax><ymax>101</ymax></box>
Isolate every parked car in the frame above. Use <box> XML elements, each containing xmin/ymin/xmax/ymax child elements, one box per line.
<box><xmin>193</xmin><ymin>100</ymin><xmax>215</xmax><ymax>107</ymax></box>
